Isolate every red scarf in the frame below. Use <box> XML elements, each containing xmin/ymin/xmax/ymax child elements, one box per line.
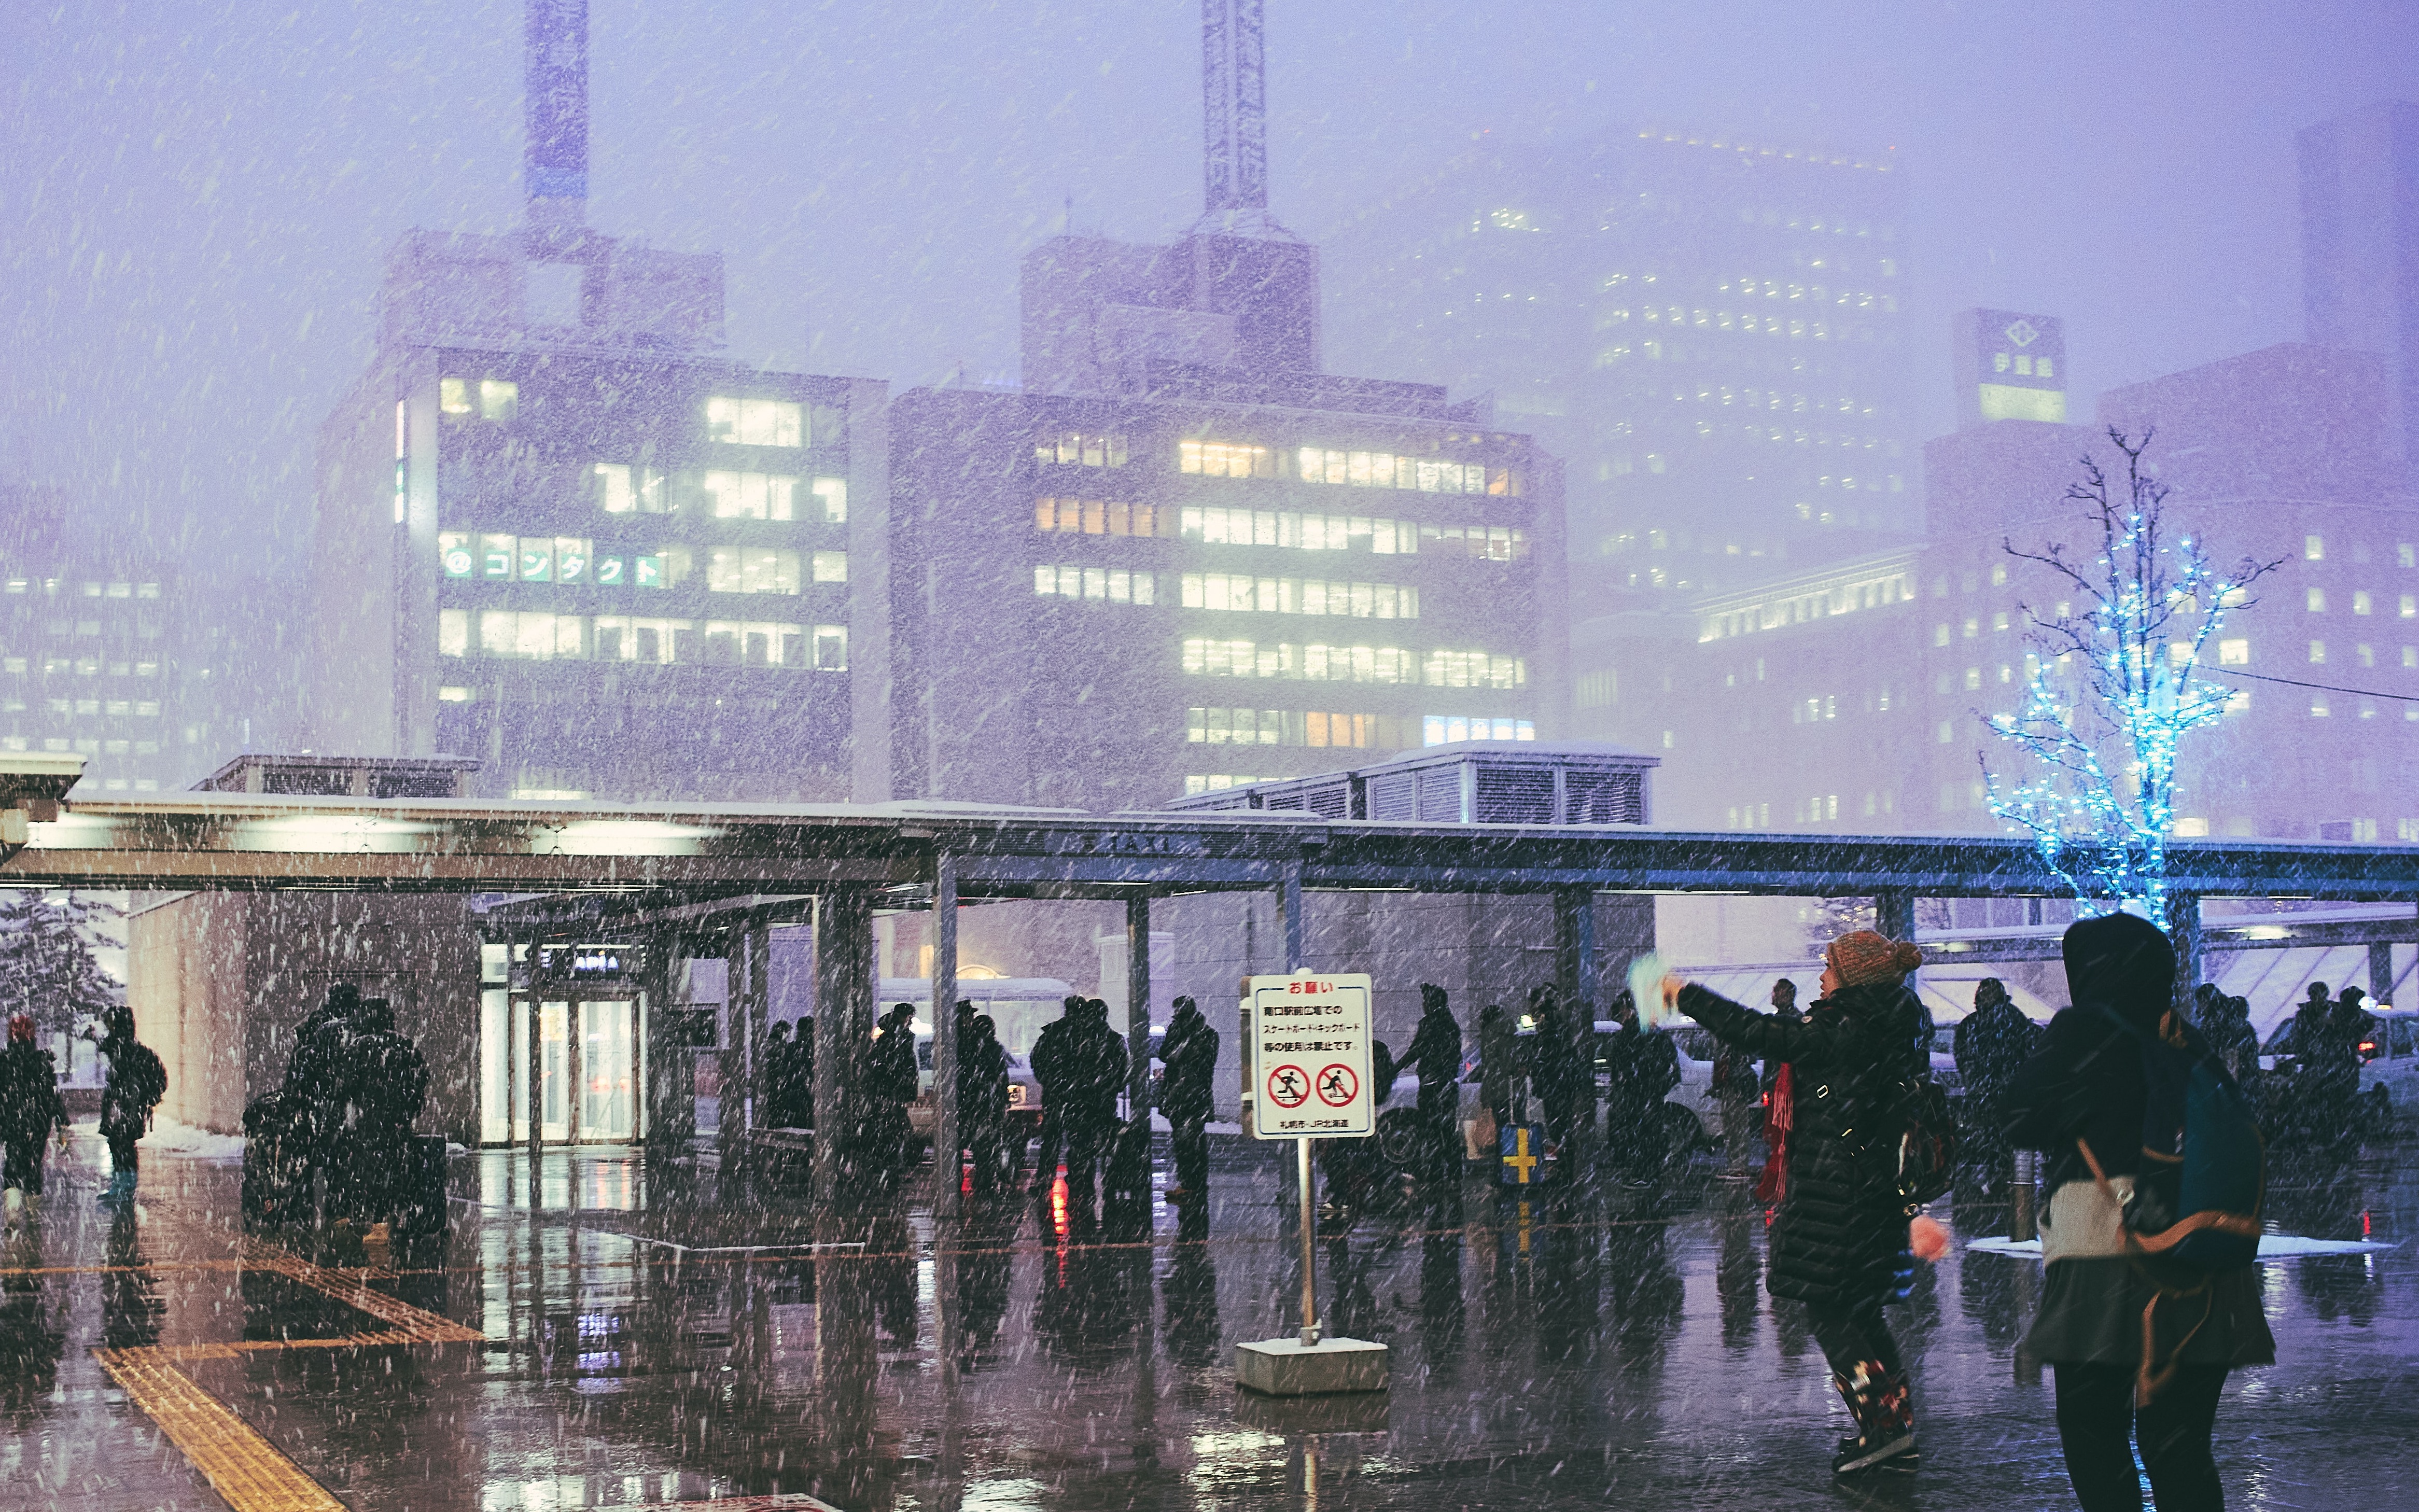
<box><xmin>1755</xmin><ymin>1063</ymin><xmax>1794</xmax><ymax>1204</ymax></box>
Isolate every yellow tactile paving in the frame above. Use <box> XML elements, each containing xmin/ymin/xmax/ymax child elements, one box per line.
<box><xmin>94</xmin><ymin>1346</ymin><xmax>350</xmax><ymax>1512</ymax></box>
<box><xmin>243</xmin><ymin>1243</ymin><xmax>485</xmax><ymax>1343</ymax></box>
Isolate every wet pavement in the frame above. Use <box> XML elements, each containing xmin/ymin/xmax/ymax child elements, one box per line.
<box><xmin>4</xmin><ymin>1124</ymin><xmax>2415</xmax><ymax>1512</ymax></box>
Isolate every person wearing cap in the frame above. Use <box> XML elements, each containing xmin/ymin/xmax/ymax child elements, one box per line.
<box><xmin>1661</xmin><ymin>929</ymin><xmax>1932</xmax><ymax>1476</ymax></box>
<box><xmin>2</xmin><ymin>1014</ymin><xmax>71</xmax><ymax>1223</ymax></box>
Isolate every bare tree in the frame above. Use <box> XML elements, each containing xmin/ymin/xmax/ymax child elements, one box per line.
<box><xmin>1980</xmin><ymin>429</ymin><xmax>2284</xmax><ymax>917</ymax></box>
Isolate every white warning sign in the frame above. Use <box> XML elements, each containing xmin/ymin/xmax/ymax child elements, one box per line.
<box><xmin>1248</xmin><ymin>973</ymin><xmax>1374</xmax><ymax>1140</ymax></box>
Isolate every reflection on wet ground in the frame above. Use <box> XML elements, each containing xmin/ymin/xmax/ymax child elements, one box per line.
<box><xmin>3</xmin><ymin>1126</ymin><xmax>2415</xmax><ymax>1511</ymax></box>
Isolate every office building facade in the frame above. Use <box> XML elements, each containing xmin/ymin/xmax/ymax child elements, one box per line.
<box><xmin>2300</xmin><ymin>100</ymin><xmax>2419</xmax><ymax>484</ymax></box>
<box><xmin>1324</xmin><ymin>126</ymin><xmax>1915</xmax><ymax>605</ymax></box>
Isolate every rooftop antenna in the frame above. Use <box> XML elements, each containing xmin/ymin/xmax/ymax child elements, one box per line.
<box><xmin>1196</xmin><ymin>0</ymin><xmax>1292</xmax><ymax>238</ymax></box>
<box><xmin>525</xmin><ymin>0</ymin><xmax>589</xmax><ymax>232</ymax></box>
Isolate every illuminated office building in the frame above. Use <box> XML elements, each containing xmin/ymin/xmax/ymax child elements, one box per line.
<box><xmin>1325</xmin><ymin>127</ymin><xmax>1915</xmax><ymax>605</ymax></box>
<box><xmin>301</xmin><ymin>4</ymin><xmax>883</xmax><ymax>802</ymax></box>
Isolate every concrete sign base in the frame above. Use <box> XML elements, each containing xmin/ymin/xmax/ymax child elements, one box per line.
<box><xmin>1234</xmin><ymin>1337</ymin><xmax>1389</xmax><ymax>1396</ymax></box>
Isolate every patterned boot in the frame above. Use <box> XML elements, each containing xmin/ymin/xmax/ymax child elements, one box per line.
<box><xmin>1830</xmin><ymin>1361</ymin><xmax>1919</xmax><ymax>1475</ymax></box>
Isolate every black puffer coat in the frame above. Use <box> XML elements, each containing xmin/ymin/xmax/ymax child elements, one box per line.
<box><xmin>1678</xmin><ymin>980</ymin><xmax>1926</xmax><ymax>1308</ymax></box>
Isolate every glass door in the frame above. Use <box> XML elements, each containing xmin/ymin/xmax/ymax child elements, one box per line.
<box><xmin>539</xmin><ymin>999</ymin><xmax>571</xmax><ymax>1142</ymax></box>
<box><xmin>580</xmin><ymin>999</ymin><xmax>636</xmax><ymax>1141</ymax></box>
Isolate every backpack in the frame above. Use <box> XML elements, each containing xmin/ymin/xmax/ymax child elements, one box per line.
<box><xmin>1892</xmin><ymin>1076</ymin><xmax>1957</xmax><ymax>1206</ymax></box>
<box><xmin>122</xmin><ymin>1043</ymin><xmax>167</xmax><ymax>1112</ymax></box>
<box><xmin>2080</xmin><ymin>1006</ymin><xmax>2264</xmax><ymax>1272</ymax></box>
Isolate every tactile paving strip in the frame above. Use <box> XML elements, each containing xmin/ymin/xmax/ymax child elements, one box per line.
<box><xmin>243</xmin><ymin>1243</ymin><xmax>484</xmax><ymax>1343</ymax></box>
<box><xmin>94</xmin><ymin>1346</ymin><xmax>349</xmax><ymax>1512</ymax></box>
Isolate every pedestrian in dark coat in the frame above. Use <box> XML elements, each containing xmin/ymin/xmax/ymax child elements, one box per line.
<box><xmin>1156</xmin><ymin>996</ymin><xmax>1218</xmax><ymax>1201</ymax></box>
<box><xmin>1600</xmin><ymin>992</ymin><xmax>1681</xmax><ymax>1179</ymax></box>
<box><xmin>1026</xmin><ymin>997</ymin><xmax>1082</xmax><ymax>1195</ymax></box>
<box><xmin>1667</xmin><ymin>930</ymin><xmax>1930</xmax><ymax>1475</ymax></box>
<box><xmin>94</xmin><ymin>1006</ymin><xmax>166</xmax><ymax>1209</ymax></box>
<box><xmin>1058</xmin><ymin>1000</ymin><xmax>1127</xmax><ymax>1213</ymax></box>
<box><xmin>1528</xmin><ymin>988</ymin><xmax>1589</xmax><ymax>1159</ymax></box>
<box><xmin>2</xmin><ymin>1014</ymin><xmax>70</xmax><ymax>1215</ymax></box>
<box><xmin>959</xmin><ymin>1009</ymin><xmax>1012</xmax><ymax>1194</ymax></box>
<box><xmin>2005</xmin><ymin>912</ymin><xmax>2274</xmax><ymax>1512</ymax></box>
<box><xmin>1954</xmin><ymin>977</ymin><xmax>2039</xmax><ymax>1174</ymax></box>
<box><xmin>1394</xmin><ymin>985</ymin><xmax>1462</xmax><ymax>1185</ymax></box>
<box><xmin>340</xmin><ymin>999</ymin><xmax>429</xmax><ymax>1224</ymax></box>
<box><xmin>1476</xmin><ymin>1004</ymin><xmax>1521</xmax><ymax>1136</ymax></box>
<box><xmin>865</xmin><ymin>1003</ymin><xmax>920</xmax><ymax>1177</ymax></box>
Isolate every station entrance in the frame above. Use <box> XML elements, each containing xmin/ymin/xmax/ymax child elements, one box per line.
<box><xmin>479</xmin><ymin>944</ymin><xmax>649</xmax><ymax>1146</ymax></box>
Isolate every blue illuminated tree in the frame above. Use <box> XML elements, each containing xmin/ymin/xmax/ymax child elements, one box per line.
<box><xmin>1980</xmin><ymin>430</ymin><xmax>2282</xmax><ymax>918</ymax></box>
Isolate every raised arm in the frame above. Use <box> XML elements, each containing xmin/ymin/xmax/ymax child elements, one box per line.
<box><xmin>1673</xmin><ymin>983</ymin><xmax>1865</xmax><ymax>1068</ymax></box>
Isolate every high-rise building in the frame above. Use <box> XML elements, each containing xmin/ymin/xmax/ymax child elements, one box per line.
<box><xmin>884</xmin><ymin>3</ymin><xmax>1565</xmax><ymax>811</ymax></box>
<box><xmin>1952</xmin><ymin>309</ymin><xmax>2067</xmax><ymax>428</ymax></box>
<box><xmin>0</xmin><ymin>486</ymin><xmax>261</xmax><ymax>794</ymax></box>
<box><xmin>1324</xmin><ymin>127</ymin><xmax>1915</xmax><ymax>605</ymax></box>
<box><xmin>302</xmin><ymin>1</ymin><xmax>884</xmax><ymax>802</ymax></box>
<box><xmin>2300</xmin><ymin>100</ymin><xmax>2419</xmax><ymax>484</ymax></box>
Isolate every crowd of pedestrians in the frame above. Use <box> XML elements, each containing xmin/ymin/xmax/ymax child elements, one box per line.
<box><xmin>244</xmin><ymin>984</ymin><xmax>430</xmax><ymax>1231</ymax></box>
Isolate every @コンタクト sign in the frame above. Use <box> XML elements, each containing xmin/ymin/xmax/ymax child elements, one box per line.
<box><xmin>1247</xmin><ymin>973</ymin><xmax>1374</xmax><ymax>1140</ymax></box>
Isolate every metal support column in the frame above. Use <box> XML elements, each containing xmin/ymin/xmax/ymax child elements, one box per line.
<box><xmin>932</xmin><ymin>853</ymin><xmax>960</xmax><ymax>1219</ymax></box>
<box><xmin>1874</xmin><ymin>888</ymin><xmax>1917</xmax><ymax>944</ymax></box>
<box><xmin>814</xmin><ymin>889</ymin><xmax>874</xmax><ymax>1210</ymax></box>
<box><xmin>1279</xmin><ymin>863</ymin><xmax>1304</xmax><ymax>972</ymax></box>
<box><xmin>1554</xmin><ymin>884</ymin><xmax>1598</xmax><ymax>1186</ymax></box>
<box><xmin>1126</xmin><ymin>894</ymin><xmax>1153</xmax><ymax>1112</ymax></box>
<box><xmin>2167</xmin><ymin>891</ymin><xmax>2204</xmax><ymax>1020</ymax></box>
<box><xmin>2369</xmin><ymin>939</ymin><xmax>2395</xmax><ymax>1005</ymax></box>
<box><xmin>523</xmin><ymin>934</ymin><xmax>541</xmax><ymax>1204</ymax></box>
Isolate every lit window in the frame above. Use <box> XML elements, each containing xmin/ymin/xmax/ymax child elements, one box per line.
<box><xmin>1179</xmin><ymin>440</ymin><xmax>1276</xmax><ymax>478</ymax></box>
<box><xmin>592</xmin><ymin>464</ymin><xmax>666</xmax><ymax>514</ymax></box>
<box><xmin>2310</xmin><ymin>640</ymin><xmax>2326</xmax><ymax>664</ymax></box>
<box><xmin>2174</xmin><ymin>817</ymin><xmax>2209</xmax><ymax>837</ymax></box>
<box><xmin>2357</xmin><ymin>644</ymin><xmax>2375</xmax><ymax>668</ymax></box>
<box><xmin>2403</xmin><ymin>595</ymin><xmax>2417</xmax><ymax>618</ymax></box>
<box><xmin>1038</xmin><ymin>432</ymin><xmax>1128</xmax><ymax>468</ymax></box>
<box><xmin>1933</xmin><ymin>623</ymin><xmax>1949</xmax><ymax>648</ymax></box>
<box><xmin>2308</xmin><ymin>587</ymin><xmax>2326</xmax><ymax>612</ymax></box>
<box><xmin>811</xmin><ymin>551</ymin><xmax>848</xmax><ymax>584</ymax></box>
<box><xmin>2354</xmin><ymin>590</ymin><xmax>2373</xmax><ymax>615</ymax></box>
<box><xmin>813</xmin><ymin>478</ymin><xmax>847</xmax><ymax>523</ymax></box>
<box><xmin>439</xmin><ymin>378</ymin><xmax>472</xmax><ymax>415</ymax></box>
<box><xmin>479</xmin><ymin>380</ymin><xmax>518</xmax><ymax>422</ymax></box>
<box><xmin>812</xmin><ymin>625</ymin><xmax>848</xmax><ymax>670</ymax></box>
<box><xmin>702</xmin><ymin>470</ymin><xmax>800</xmax><ymax>521</ymax></box>
<box><xmin>2305</xmin><ymin>534</ymin><xmax>2325</xmax><ymax>561</ymax></box>
<box><xmin>1963</xmin><ymin>667</ymin><xmax>1981</xmax><ymax>691</ymax></box>
<box><xmin>707</xmin><ymin>548</ymin><xmax>801</xmax><ymax>595</ymax></box>
<box><xmin>707</xmin><ymin>397</ymin><xmax>804</xmax><ymax>447</ymax></box>
<box><xmin>438</xmin><ymin>685</ymin><xmax>471</xmax><ymax>703</ymax></box>
<box><xmin>438</xmin><ymin>610</ymin><xmax>469</xmax><ymax>657</ymax></box>
<box><xmin>2218</xmin><ymin>639</ymin><xmax>2248</xmax><ymax>665</ymax></box>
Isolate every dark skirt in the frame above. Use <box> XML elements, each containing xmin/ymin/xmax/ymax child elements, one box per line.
<box><xmin>2026</xmin><ymin>1255</ymin><xmax>2276</xmax><ymax>1368</ymax></box>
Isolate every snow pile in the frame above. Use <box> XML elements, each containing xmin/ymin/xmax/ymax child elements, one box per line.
<box><xmin>1966</xmin><ymin>1234</ymin><xmax>2396</xmax><ymax>1259</ymax></box>
<box><xmin>144</xmin><ymin>1118</ymin><xmax>248</xmax><ymax>1160</ymax></box>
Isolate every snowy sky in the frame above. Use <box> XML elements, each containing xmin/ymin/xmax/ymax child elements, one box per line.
<box><xmin>4</xmin><ymin>1</ymin><xmax>2416</xmax><ymax>569</ymax></box>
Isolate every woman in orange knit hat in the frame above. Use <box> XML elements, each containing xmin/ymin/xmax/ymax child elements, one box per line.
<box><xmin>1663</xmin><ymin>929</ymin><xmax>1932</xmax><ymax>1476</ymax></box>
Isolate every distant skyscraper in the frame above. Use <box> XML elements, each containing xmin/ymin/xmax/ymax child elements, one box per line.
<box><xmin>1324</xmin><ymin>127</ymin><xmax>1915</xmax><ymax>605</ymax></box>
<box><xmin>1952</xmin><ymin>309</ymin><xmax>2067</xmax><ymax>428</ymax></box>
<box><xmin>301</xmin><ymin>1</ymin><xmax>882</xmax><ymax>802</ymax></box>
<box><xmin>2300</xmin><ymin>101</ymin><xmax>2419</xmax><ymax>484</ymax></box>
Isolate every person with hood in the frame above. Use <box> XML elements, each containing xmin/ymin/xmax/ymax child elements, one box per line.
<box><xmin>1058</xmin><ymin>999</ymin><xmax>1128</xmax><ymax>1216</ymax></box>
<box><xmin>1662</xmin><ymin>930</ymin><xmax>1931</xmax><ymax>1476</ymax></box>
<box><xmin>339</xmin><ymin>999</ymin><xmax>429</xmax><ymax>1225</ymax></box>
<box><xmin>1394</xmin><ymin>985</ymin><xmax>1463</xmax><ymax>1189</ymax></box>
<box><xmin>2</xmin><ymin>1014</ymin><xmax>70</xmax><ymax>1223</ymax></box>
<box><xmin>1026</xmin><ymin>996</ymin><xmax>1083</xmax><ymax>1196</ymax></box>
<box><xmin>94</xmin><ymin>1006</ymin><xmax>166</xmax><ymax>1209</ymax></box>
<box><xmin>1156</xmin><ymin>996</ymin><xmax>1218</xmax><ymax>1202</ymax></box>
<box><xmin>2005</xmin><ymin>913</ymin><xmax>2273</xmax><ymax>1512</ymax></box>
<box><xmin>866</xmin><ymin>1002</ymin><xmax>921</xmax><ymax>1178</ymax></box>
<box><xmin>1954</xmin><ymin>977</ymin><xmax>2039</xmax><ymax>1181</ymax></box>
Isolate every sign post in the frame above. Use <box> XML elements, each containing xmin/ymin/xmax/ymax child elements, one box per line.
<box><xmin>1235</xmin><ymin>973</ymin><xmax>1388</xmax><ymax>1396</ymax></box>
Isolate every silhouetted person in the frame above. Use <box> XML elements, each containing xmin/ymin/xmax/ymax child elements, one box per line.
<box><xmin>959</xmin><ymin>1006</ymin><xmax>1012</xmax><ymax>1195</ymax></box>
<box><xmin>94</xmin><ymin>1006</ymin><xmax>165</xmax><ymax>1209</ymax></box>
<box><xmin>2</xmin><ymin>1014</ymin><xmax>68</xmax><ymax>1223</ymax></box>
<box><xmin>764</xmin><ymin>1022</ymin><xmax>796</xmax><ymax>1126</ymax></box>
<box><xmin>1395</xmin><ymin>984</ymin><xmax>1463</xmax><ymax>1189</ymax></box>
<box><xmin>341</xmin><ymin>999</ymin><xmax>428</xmax><ymax>1224</ymax></box>
<box><xmin>1156</xmin><ymin>996</ymin><xmax>1218</xmax><ymax>1202</ymax></box>
<box><xmin>1059</xmin><ymin>1000</ymin><xmax>1127</xmax><ymax>1216</ymax></box>
<box><xmin>1600</xmin><ymin>991</ymin><xmax>1680</xmax><ymax>1182</ymax></box>
<box><xmin>1477</xmin><ymin>1003</ymin><xmax>1521</xmax><ymax>1140</ymax></box>
<box><xmin>1529</xmin><ymin>987</ymin><xmax>1590</xmax><ymax>1163</ymax></box>
<box><xmin>1027</xmin><ymin>996</ymin><xmax>1083</xmax><ymax>1196</ymax></box>
<box><xmin>866</xmin><ymin>1002</ymin><xmax>920</xmax><ymax>1180</ymax></box>
<box><xmin>1955</xmin><ymin>977</ymin><xmax>2037</xmax><ymax>1177</ymax></box>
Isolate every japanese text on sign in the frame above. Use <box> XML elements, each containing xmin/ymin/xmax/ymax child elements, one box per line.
<box><xmin>1247</xmin><ymin>973</ymin><xmax>1373</xmax><ymax>1141</ymax></box>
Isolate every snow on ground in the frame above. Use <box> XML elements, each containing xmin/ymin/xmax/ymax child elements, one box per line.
<box><xmin>1967</xmin><ymin>1234</ymin><xmax>2397</xmax><ymax>1258</ymax></box>
<box><xmin>142</xmin><ymin>1118</ymin><xmax>247</xmax><ymax>1160</ymax></box>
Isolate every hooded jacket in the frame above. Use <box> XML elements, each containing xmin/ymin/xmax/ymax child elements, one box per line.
<box><xmin>2004</xmin><ymin>911</ymin><xmax>2178</xmax><ymax>1193</ymax></box>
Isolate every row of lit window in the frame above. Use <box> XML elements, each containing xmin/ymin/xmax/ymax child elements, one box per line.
<box><xmin>1177</xmin><ymin>441</ymin><xmax>1512</xmax><ymax>497</ymax></box>
<box><xmin>591</xmin><ymin>465</ymin><xmax>848</xmax><ymax>522</ymax></box>
<box><xmin>436</xmin><ymin>610</ymin><xmax>847</xmax><ymax>669</ymax></box>
<box><xmin>1186</xmin><ymin>709</ymin><xmax>1423</xmax><ymax>750</ymax></box>
<box><xmin>1</xmin><ymin>580</ymin><xmax>162</xmax><ymax>599</ymax></box>
<box><xmin>2305</xmin><ymin>588</ymin><xmax>2418</xmax><ymax>615</ymax></box>
<box><xmin>1033</xmin><ymin>566</ymin><xmax>1158</xmax><ymax>604</ymax></box>
<box><xmin>1033</xmin><ymin>497</ymin><xmax>1168</xmax><ymax>536</ymax></box>
<box><xmin>1699</xmin><ymin>575</ymin><xmax>1916</xmax><ymax>642</ymax></box>
<box><xmin>1037</xmin><ymin>432</ymin><xmax>1130</xmax><ymax>468</ymax></box>
<box><xmin>2308</xmin><ymin>642</ymin><xmax>2418</xmax><ymax>668</ymax></box>
<box><xmin>1181</xmin><ymin>575</ymin><xmax>1419</xmax><ymax>619</ymax></box>
<box><xmin>2</xmin><ymin>737</ymin><xmax>161</xmax><ymax>763</ymax></box>
<box><xmin>1182</xmin><ymin>507</ymin><xmax>1530</xmax><ymax>561</ymax></box>
<box><xmin>2303</xmin><ymin>537</ymin><xmax>2418</xmax><ymax>567</ymax></box>
<box><xmin>1181</xmin><ymin>638</ymin><xmax>1527</xmax><ymax>689</ymax></box>
<box><xmin>440</xmin><ymin>535</ymin><xmax>846</xmax><ymax>592</ymax></box>
<box><xmin>0</xmin><ymin>617</ymin><xmax>162</xmax><ymax>640</ymax></box>
<box><xmin>0</xmin><ymin>656</ymin><xmax>159</xmax><ymax>677</ymax></box>
<box><xmin>438</xmin><ymin>385</ymin><xmax>844</xmax><ymax>453</ymax></box>
<box><xmin>2</xmin><ymin>698</ymin><xmax>163</xmax><ymax>717</ymax></box>
<box><xmin>1614</xmin><ymin>290</ymin><xmax>1895</xmax><ymax>328</ymax></box>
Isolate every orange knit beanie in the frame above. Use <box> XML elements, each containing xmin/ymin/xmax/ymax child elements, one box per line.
<box><xmin>1827</xmin><ymin>930</ymin><xmax>1924</xmax><ymax>989</ymax></box>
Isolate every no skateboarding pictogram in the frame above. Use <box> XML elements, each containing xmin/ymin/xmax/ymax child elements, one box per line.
<box><xmin>1265</xmin><ymin>1065</ymin><xmax>1311</xmax><ymax>1108</ymax></box>
<box><xmin>1315</xmin><ymin>1063</ymin><xmax>1359</xmax><ymax>1108</ymax></box>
